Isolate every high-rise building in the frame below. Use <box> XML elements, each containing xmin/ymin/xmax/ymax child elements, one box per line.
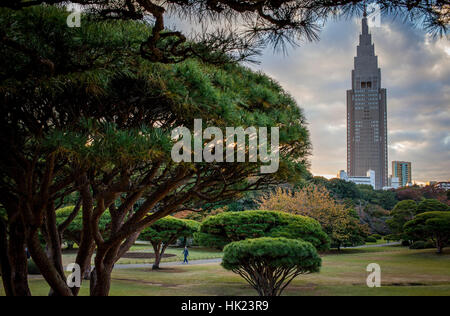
<box><xmin>347</xmin><ymin>12</ymin><xmax>388</xmax><ymax>190</ymax></box>
<box><xmin>392</xmin><ymin>161</ymin><xmax>412</xmax><ymax>187</ymax></box>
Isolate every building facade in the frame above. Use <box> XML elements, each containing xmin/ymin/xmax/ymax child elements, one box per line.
<box><xmin>347</xmin><ymin>13</ymin><xmax>388</xmax><ymax>190</ymax></box>
<box><xmin>339</xmin><ymin>170</ymin><xmax>376</xmax><ymax>189</ymax></box>
<box><xmin>383</xmin><ymin>176</ymin><xmax>400</xmax><ymax>190</ymax></box>
<box><xmin>392</xmin><ymin>161</ymin><xmax>412</xmax><ymax>187</ymax></box>
<box><xmin>434</xmin><ymin>182</ymin><xmax>450</xmax><ymax>190</ymax></box>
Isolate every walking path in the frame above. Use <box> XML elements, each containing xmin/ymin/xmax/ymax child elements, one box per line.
<box><xmin>114</xmin><ymin>258</ymin><xmax>222</xmax><ymax>270</ymax></box>
<box><xmin>343</xmin><ymin>242</ymin><xmax>400</xmax><ymax>249</ymax></box>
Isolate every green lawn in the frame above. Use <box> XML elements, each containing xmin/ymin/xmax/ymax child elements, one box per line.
<box><xmin>2</xmin><ymin>245</ymin><xmax>450</xmax><ymax>296</ymax></box>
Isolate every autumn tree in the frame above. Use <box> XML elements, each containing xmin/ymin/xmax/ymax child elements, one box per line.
<box><xmin>139</xmin><ymin>217</ymin><xmax>200</xmax><ymax>269</ymax></box>
<box><xmin>222</xmin><ymin>237</ymin><xmax>321</xmax><ymax>296</ymax></box>
<box><xmin>259</xmin><ymin>186</ymin><xmax>368</xmax><ymax>250</ymax></box>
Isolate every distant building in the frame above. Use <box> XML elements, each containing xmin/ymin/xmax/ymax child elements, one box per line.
<box><xmin>433</xmin><ymin>182</ymin><xmax>450</xmax><ymax>191</ymax></box>
<box><xmin>383</xmin><ymin>176</ymin><xmax>400</xmax><ymax>190</ymax></box>
<box><xmin>339</xmin><ymin>169</ymin><xmax>376</xmax><ymax>189</ymax></box>
<box><xmin>347</xmin><ymin>12</ymin><xmax>388</xmax><ymax>190</ymax></box>
<box><xmin>392</xmin><ymin>161</ymin><xmax>412</xmax><ymax>187</ymax></box>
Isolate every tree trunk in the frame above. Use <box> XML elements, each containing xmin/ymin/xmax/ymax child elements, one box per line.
<box><xmin>89</xmin><ymin>264</ymin><xmax>113</xmax><ymax>296</ymax></box>
<box><xmin>436</xmin><ymin>238</ymin><xmax>443</xmax><ymax>254</ymax></box>
<box><xmin>8</xmin><ymin>221</ymin><xmax>31</xmax><ymax>296</ymax></box>
<box><xmin>0</xmin><ymin>218</ymin><xmax>14</xmax><ymax>296</ymax></box>
<box><xmin>45</xmin><ymin>203</ymin><xmax>66</xmax><ymax>296</ymax></box>
<box><xmin>152</xmin><ymin>242</ymin><xmax>162</xmax><ymax>270</ymax></box>
<box><xmin>89</xmin><ymin>243</ymin><xmax>121</xmax><ymax>296</ymax></box>
<box><xmin>71</xmin><ymin>178</ymin><xmax>96</xmax><ymax>295</ymax></box>
<box><xmin>27</xmin><ymin>228</ymin><xmax>73</xmax><ymax>296</ymax></box>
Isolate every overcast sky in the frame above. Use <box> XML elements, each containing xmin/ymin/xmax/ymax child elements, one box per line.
<box><xmin>248</xmin><ymin>16</ymin><xmax>450</xmax><ymax>183</ymax></box>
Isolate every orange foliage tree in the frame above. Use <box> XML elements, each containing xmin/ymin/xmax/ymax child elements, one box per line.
<box><xmin>259</xmin><ymin>186</ymin><xmax>368</xmax><ymax>250</ymax></box>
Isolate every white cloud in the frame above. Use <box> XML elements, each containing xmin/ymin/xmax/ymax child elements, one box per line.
<box><xmin>250</xmin><ymin>16</ymin><xmax>450</xmax><ymax>182</ymax></box>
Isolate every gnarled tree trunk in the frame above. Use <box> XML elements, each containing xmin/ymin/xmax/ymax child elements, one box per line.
<box><xmin>8</xmin><ymin>220</ymin><xmax>31</xmax><ymax>296</ymax></box>
<box><xmin>0</xmin><ymin>217</ymin><xmax>14</xmax><ymax>296</ymax></box>
<box><xmin>152</xmin><ymin>242</ymin><xmax>162</xmax><ymax>270</ymax></box>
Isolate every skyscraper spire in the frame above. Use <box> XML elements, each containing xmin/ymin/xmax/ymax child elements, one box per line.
<box><xmin>355</xmin><ymin>14</ymin><xmax>377</xmax><ymax>78</ymax></box>
<box><xmin>362</xmin><ymin>6</ymin><xmax>369</xmax><ymax>36</ymax></box>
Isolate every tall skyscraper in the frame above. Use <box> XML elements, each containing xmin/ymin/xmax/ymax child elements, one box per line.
<box><xmin>392</xmin><ymin>161</ymin><xmax>412</xmax><ymax>187</ymax></box>
<box><xmin>347</xmin><ymin>12</ymin><xmax>388</xmax><ymax>190</ymax></box>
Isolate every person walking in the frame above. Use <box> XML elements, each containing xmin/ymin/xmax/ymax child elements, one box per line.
<box><xmin>182</xmin><ymin>246</ymin><xmax>189</xmax><ymax>264</ymax></box>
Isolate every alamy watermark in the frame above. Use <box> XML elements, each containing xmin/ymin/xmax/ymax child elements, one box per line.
<box><xmin>171</xmin><ymin>119</ymin><xmax>279</xmax><ymax>174</ymax></box>
<box><xmin>366</xmin><ymin>263</ymin><xmax>381</xmax><ymax>288</ymax></box>
<box><xmin>66</xmin><ymin>5</ymin><xmax>81</xmax><ymax>28</ymax></box>
<box><xmin>66</xmin><ymin>263</ymin><xmax>81</xmax><ymax>288</ymax></box>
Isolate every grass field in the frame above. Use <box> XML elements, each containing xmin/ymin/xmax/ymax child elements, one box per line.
<box><xmin>2</xmin><ymin>245</ymin><xmax>449</xmax><ymax>296</ymax></box>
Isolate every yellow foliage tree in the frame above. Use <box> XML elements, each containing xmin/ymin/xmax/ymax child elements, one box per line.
<box><xmin>259</xmin><ymin>186</ymin><xmax>368</xmax><ymax>250</ymax></box>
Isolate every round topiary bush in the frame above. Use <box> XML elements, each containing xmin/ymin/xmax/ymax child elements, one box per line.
<box><xmin>385</xmin><ymin>234</ymin><xmax>400</xmax><ymax>242</ymax></box>
<box><xmin>222</xmin><ymin>237</ymin><xmax>322</xmax><ymax>296</ymax></box>
<box><xmin>401</xmin><ymin>240</ymin><xmax>411</xmax><ymax>247</ymax></box>
<box><xmin>139</xmin><ymin>216</ymin><xmax>200</xmax><ymax>269</ymax></box>
<box><xmin>195</xmin><ymin>210</ymin><xmax>330</xmax><ymax>251</ymax></box>
<box><xmin>409</xmin><ymin>240</ymin><xmax>435</xmax><ymax>250</ymax></box>
<box><xmin>365</xmin><ymin>236</ymin><xmax>377</xmax><ymax>243</ymax></box>
<box><xmin>371</xmin><ymin>234</ymin><xmax>382</xmax><ymax>240</ymax></box>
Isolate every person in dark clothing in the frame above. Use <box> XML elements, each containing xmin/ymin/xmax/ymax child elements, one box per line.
<box><xmin>182</xmin><ymin>246</ymin><xmax>189</xmax><ymax>264</ymax></box>
<box><xmin>25</xmin><ymin>247</ymin><xmax>31</xmax><ymax>260</ymax></box>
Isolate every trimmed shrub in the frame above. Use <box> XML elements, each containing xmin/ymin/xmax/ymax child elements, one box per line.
<box><xmin>371</xmin><ymin>234</ymin><xmax>382</xmax><ymax>240</ymax></box>
<box><xmin>222</xmin><ymin>237</ymin><xmax>321</xmax><ymax>296</ymax></box>
<box><xmin>365</xmin><ymin>236</ymin><xmax>377</xmax><ymax>243</ymax></box>
<box><xmin>404</xmin><ymin>211</ymin><xmax>450</xmax><ymax>254</ymax></box>
<box><xmin>416</xmin><ymin>199</ymin><xmax>449</xmax><ymax>214</ymax></box>
<box><xmin>140</xmin><ymin>217</ymin><xmax>200</xmax><ymax>269</ymax></box>
<box><xmin>195</xmin><ymin>210</ymin><xmax>330</xmax><ymax>251</ymax></box>
<box><xmin>56</xmin><ymin>205</ymin><xmax>111</xmax><ymax>246</ymax></box>
<box><xmin>385</xmin><ymin>234</ymin><xmax>400</xmax><ymax>242</ymax></box>
<box><xmin>401</xmin><ymin>240</ymin><xmax>411</xmax><ymax>247</ymax></box>
<box><xmin>409</xmin><ymin>241</ymin><xmax>434</xmax><ymax>250</ymax></box>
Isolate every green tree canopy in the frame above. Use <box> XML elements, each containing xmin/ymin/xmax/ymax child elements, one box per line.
<box><xmin>0</xmin><ymin>6</ymin><xmax>313</xmax><ymax>296</ymax></box>
<box><xmin>404</xmin><ymin>212</ymin><xmax>450</xmax><ymax>254</ymax></box>
<box><xmin>222</xmin><ymin>237</ymin><xmax>321</xmax><ymax>296</ymax></box>
<box><xmin>139</xmin><ymin>217</ymin><xmax>200</xmax><ymax>269</ymax></box>
<box><xmin>386</xmin><ymin>200</ymin><xmax>418</xmax><ymax>239</ymax></box>
<box><xmin>1</xmin><ymin>0</ymin><xmax>446</xmax><ymax>65</ymax></box>
<box><xmin>55</xmin><ymin>206</ymin><xmax>111</xmax><ymax>247</ymax></box>
<box><xmin>416</xmin><ymin>199</ymin><xmax>449</xmax><ymax>214</ymax></box>
<box><xmin>195</xmin><ymin>210</ymin><xmax>329</xmax><ymax>251</ymax></box>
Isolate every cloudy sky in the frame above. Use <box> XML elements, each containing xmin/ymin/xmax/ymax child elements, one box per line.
<box><xmin>248</xmin><ymin>15</ymin><xmax>450</xmax><ymax>183</ymax></box>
